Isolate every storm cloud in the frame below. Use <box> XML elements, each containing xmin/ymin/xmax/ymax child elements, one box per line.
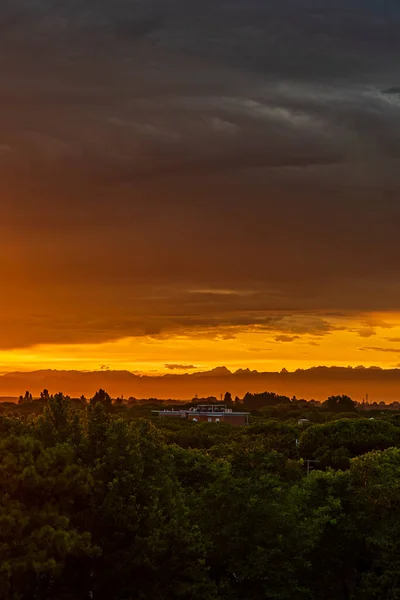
<box><xmin>2</xmin><ymin>0</ymin><xmax>400</xmax><ymax>350</ymax></box>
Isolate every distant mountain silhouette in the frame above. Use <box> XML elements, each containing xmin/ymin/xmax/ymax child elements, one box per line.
<box><xmin>1</xmin><ymin>366</ymin><xmax>400</xmax><ymax>403</ymax></box>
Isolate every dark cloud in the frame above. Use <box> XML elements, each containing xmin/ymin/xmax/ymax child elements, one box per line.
<box><xmin>274</xmin><ymin>335</ymin><xmax>301</xmax><ymax>343</ymax></box>
<box><xmin>1</xmin><ymin>0</ymin><xmax>400</xmax><ymax>178</ymax></box>
<box><xmin>1</xmin><ymin>1</ymin><xmax>400</xmax><ymax>349</ymax></box>
<box><xmin>362</xmin><ymin>347</ymin><xmax>400</xmax><ymax>354</ymax></box>
<box><xmin>0</xmin><ymin>295</ymin><xmax>339</xmax><ymax>349</ymax></box>
<box><xmin>357</xmin><ymin>328</ymin><xmax>377</xmax><ymax>338</ymax></box>
<box><xmin>165</xmin><ymin>364</ymin><xmax>198</xmax><ymax>371</ymax></box>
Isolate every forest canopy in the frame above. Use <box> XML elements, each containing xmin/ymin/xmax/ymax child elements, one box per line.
<box><xmin>1</xmin><ymin>391</ymin><xmax>400</xmax><ymax>600</ymax></box>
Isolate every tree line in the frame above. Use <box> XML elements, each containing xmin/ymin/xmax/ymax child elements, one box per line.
<box><xmin>1</xmin><ymin>391</ymin><xmax>400</xmax><ymax>599</ymax></box>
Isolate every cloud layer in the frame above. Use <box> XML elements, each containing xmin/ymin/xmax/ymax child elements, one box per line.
<box><xmin>1</xmin><ymin>1</ymin><xmax>400</xmax><ymax>352</ymax></box>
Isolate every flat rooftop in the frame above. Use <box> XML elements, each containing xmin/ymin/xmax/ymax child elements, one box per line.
<box><xmin>154</xmin><ymin>409</ymin><xmax>250</xmax><ymax>416</ymax></box>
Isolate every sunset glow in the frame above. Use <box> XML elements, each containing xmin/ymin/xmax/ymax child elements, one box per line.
<box><xmin>1</xmin><ymin>0</ymin><xmax>400</xmax><ymax>400</ymax></box>
<box><xmin>3</xmin><ymin>313</ymin><xmax>400</xmax><ymax>375</ymax></box>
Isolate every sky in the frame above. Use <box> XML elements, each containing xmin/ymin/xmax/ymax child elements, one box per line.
<box><xmin>2</xmin><ymin>0</ymin><xmax>400</xmax><ymax>376</ymax></box>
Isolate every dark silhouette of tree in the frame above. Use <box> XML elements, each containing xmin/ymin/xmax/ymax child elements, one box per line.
<box><xmin>90</xmin><ymin>389</ymin><xmax>112</xmax><ymax>409</ymax></box>
<box><xmin>19</xmin><ymin>391</ymin><xmax>33</xmax><ymax>404</ymax></box>
<box><xmin>40</xmin><ymin>389</ymin><xmax>50</xmax><ymax>400</ymax></box>
<box><xmin>323</xmin><ymin>395</ymin><xmax>356</xmax><ymax>413</ymax></box>
<box><xmin>243</xmin><ymin>391</ymin><xmax>291</xmax><ymax>410</ymax></box>
<box><xmin>223</xmin><ymin>391</ymin><xmax>233</xmax><ymax>405</ymax></box>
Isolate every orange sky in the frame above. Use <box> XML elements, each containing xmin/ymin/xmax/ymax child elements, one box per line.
<box><xmin>2</xmin><ymin>312</ymin><xmax>400</xmax><ymax>375</ymax></box>
<box><xmin>1</xmin><ymin>1</ymin><xmax>400</xmax><ymax>380</ymax></box>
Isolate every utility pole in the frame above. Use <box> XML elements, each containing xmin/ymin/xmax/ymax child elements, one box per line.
<box><xmin>305</xmin><ymin>459</ymin><xmax>318</xmax><ymax>475</ymax></box>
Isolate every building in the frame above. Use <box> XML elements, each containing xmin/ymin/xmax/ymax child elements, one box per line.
<box><xmin>154</xmin><ymin>405</ymin><xmax>250</xmax><ymax>426</ymax></box>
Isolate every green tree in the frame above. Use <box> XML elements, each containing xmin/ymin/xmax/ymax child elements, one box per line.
<box><xmin>161</xmin><ymin>420</ymin><xmax>236</xmax><ymax>450</ymax></box>
<box><xmin>348</xmin><ymin>448</ymin><xmax>400</xmax><ymax>599</ymax></box>
<box><xmin>36</xmin><ymin>393</ymin><xmax>83</xmax><ymax>448</ymax></box>
<box><xmin>193</xmin><ymin>461</ymin><xmax>318</xmax><ymax>599</ymax></box>
<box><xmin>85</xmin><ymin>419</ymin><xmax>215</xmax><ymax>600</ymax></box>
<box><xmin>0</xmin><ymin>434</ymin><xmax>97</xmax><ymax>599</ymax></box>
<box><xmin>300</xmin><ymin>448</ymin><xmax>400</xmax><ymax>599</ymax></box>
<box><xmin>244</xmin><ymin>420</ymin><xmax>300</xmax><ymax>457</ymax></box>
<box><xmin>300</xmin><ymin>418</ymin><xmax>400</xmax><ymax>469</ymax></box>
<box><xmin>84</xmin><ymin>402</ymin><xmax>111</xmax><ymax>463</ymax></box>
